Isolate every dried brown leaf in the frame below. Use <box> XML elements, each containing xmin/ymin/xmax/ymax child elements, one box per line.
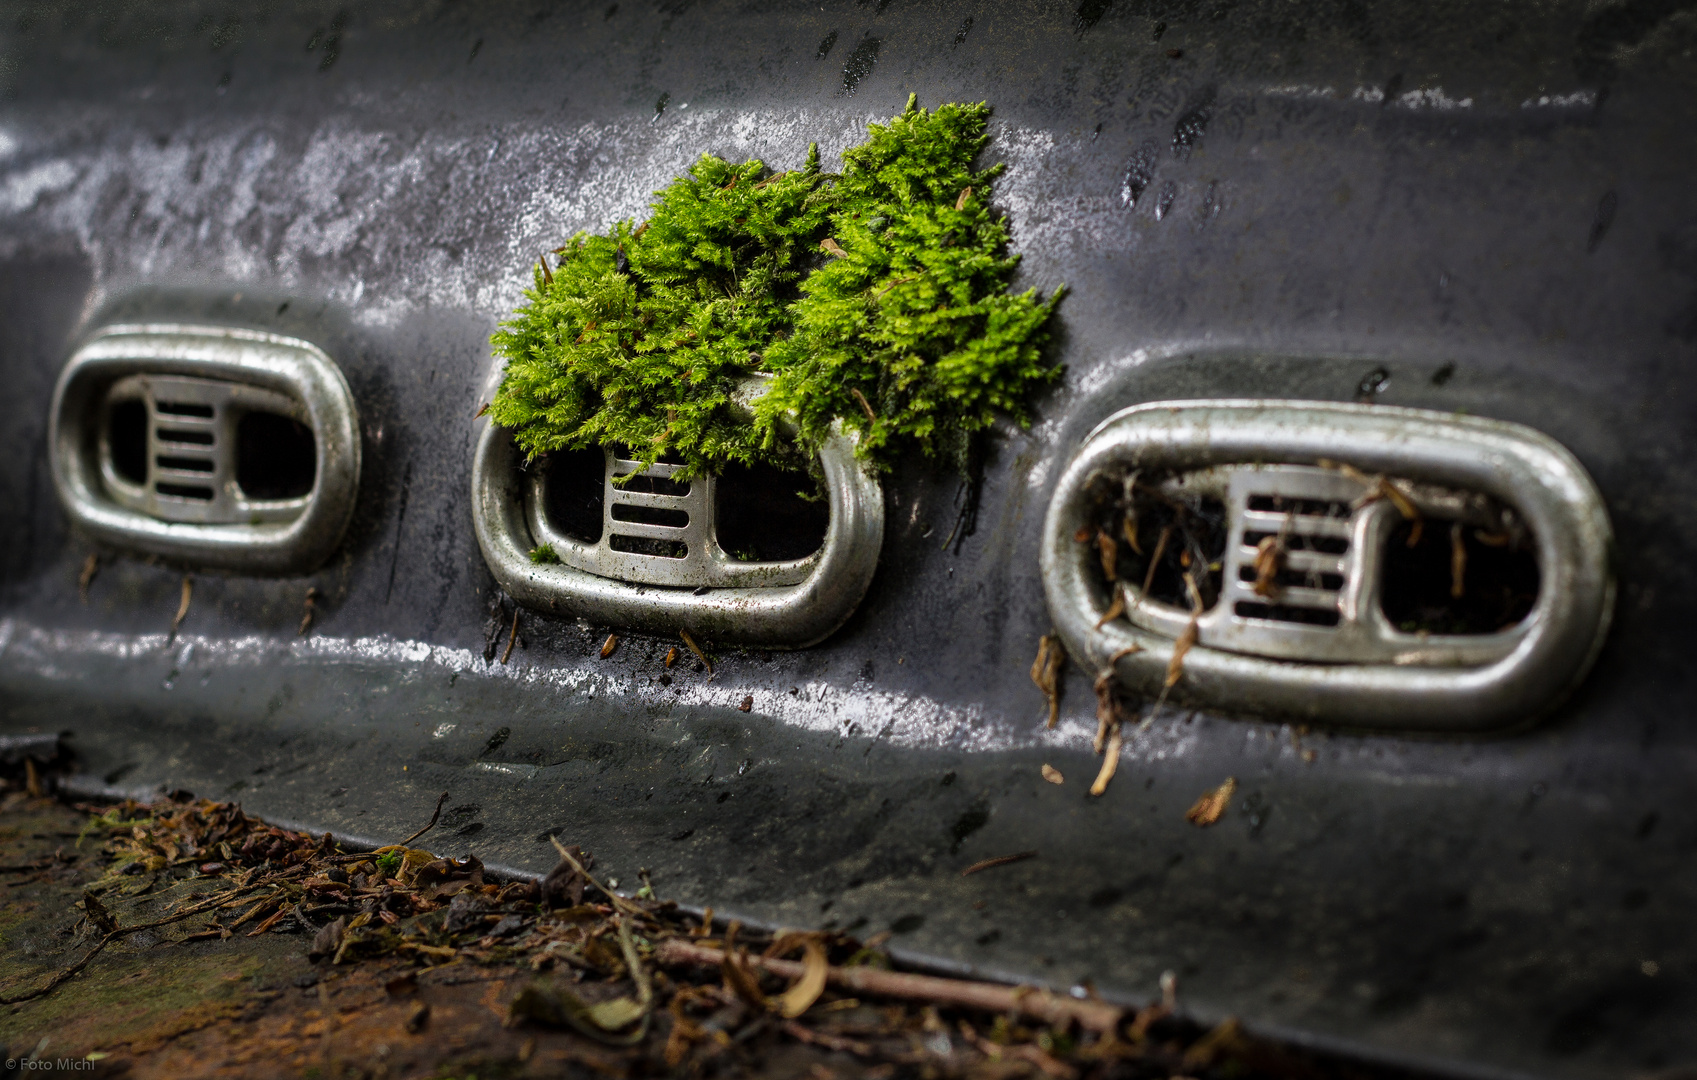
<box><xmin>170</xmin><ymin>576</ymin><xmax>193</xmax><ymax>637</ymax></box>
<box><xmin>1165</xmin><ymin>616</ymin><xmax>1198</xmax><ymax>691</ymax></box>
<box><xmin>777</xmin><ymin>938</ymin><xmax>829</xmax><ymax>1017</ymax></box>
<box><xmin>819</xmin><ymin>238</ymin><xmax>848</xmax><ymax>258</ymax></box>
<box><xmin>1185</xmin><ymin>777</ymin><xmax>1236</xmax><ymax>826</ymax></box>
<box><xmin>78</xmin><ymin>553</ymin><xmax>98</xmax><ymax>604</ymax></box>
<box><xmin>955</xmin><ymin>186</ymin><xmax>972</xmax><ymax>211</ymax></box>
<box><xmin>1029</xmin><ymin>634</ymin><xmax>1065</xmax><ymax>728</ymax></box>
<box><xmin>1252</xmin><ymin>535</ymin><xmax>1283</xmax><ymax>597</ymax></box>
<box><xmin>600</xmin><ymin>633</ymin><xmax>619</xmax><ymax>659</ymax></box>
<box><xmin>1095</xmin><ymin>530</ymin><xmax>1118</xmax><ymax>581</ymax></box>
<box><xmin>679</xmin><ymin>628</ymin><xmax>712</xmax><ymax>674</ymax></box>
<box><xmin>1094</xmin><ymin>586</ymin><xmax>1126</xmax><ymax>631</ymax></box>
<box><xmin>1089</xmin><ymin>724</ymin><xmax>1122</xmax><ymax>797</ymax></box>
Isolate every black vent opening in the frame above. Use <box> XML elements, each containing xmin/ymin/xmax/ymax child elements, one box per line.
<box><xmin>611</xmin><ymin>503</ymin><xmax>689</xmax><ymax>529</ymax></box>
<box><xmin>714</xmin><ymin>462</ymin><xmax>828</xmax><ymax>562</ymax></box>
<box><xmin>156</xmin><ymin>482</ymin><xmax>214</xmax><ymax>501</ymax></box>
<box><xmin>235</xmin><ymin>411</ymin><xmax>316</xmax><ymax>500</ymax></box>
<box><xmin>1380</xmin><ymin>519</ymin><xmax>1540</xmax><ymax>635</ymax></box>
<box><xmin>1084</xmin><ymin>474</ymin><xmax>1228</xmax><ymax>611</ymax></box>
<box><xmin>156</xmin><ymin>400</ymin><xmax>214</xmax><ymax>418</ymax></box>
<box><xmin>107</xmin><ymin>399</ymin><xmax>148</xmax><ymax>485</ymax></box>
<box><xmin>542</xmin><ymin>446</ymin><xmax>605</xmax><ymax>543</ymax></box>
<box><xmin>156</xmin><ymin>455</ymin><xmax>214</xmax><ymax>473</ymax></box>
<box><xmin>1235</xmin><ymin>600</ymin><xmax>1341</xmax><ymax>627</ymax></box>
<box><xmin>157</xmin><ymin>426</ymin><xmax>214</xmax><ymax>446</ymax></box>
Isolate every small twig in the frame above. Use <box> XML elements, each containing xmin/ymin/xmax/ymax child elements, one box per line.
<box><xmin>298</xmin><ymin>587</ymin><xmax>321</xmax><ymax>636</ymax></box>
<box><xmin>617</xmin><ymin>913</ymin><xmax>653</xmax><ymax>1008</ymax></box>
<box><xmin>961</xmin><ymin>851</ymin><xmax>1038</xmax><ymax>877</ymax></box>
<box><xmin>783</xmin><ymin>1020</ymin><xmax>874</xmax><ymax>1057</ymax></box>
<box><xmin>849</xmin><ymin>388</ymin><xmax>877</xmax><ymax>424</ymax></box>
<box><xmin>1090</xmin><ymin>724</ymin><xmax>1123</xmax><ymax>797</ymax></box>
<box><xmin>398</xmin><ymin>792</ymin><xmax>450</xmax><ymax>847</ymax></box>
<box><xmin>169</xmin><ymin>576</ymin><xmax>193</xmax><ymax>640</ymax></box>
<box><xmin>549</xmin><ymin>835</ymin><xmax>645</xmax><ymax>918</ymax></box>
<box><xmin>1139</xmin><ymin>525</ymin><xmax>1172</xmax><ymax>599</ymax></box>
<box><xmin>78</xmin><ymin>554</ymin><xmax>99</xmax><ymax>604</ymax></box>
<box><xmin>655</xmin><ymin>940</ymin><xmax>1122</xmax><ymax>1033</ymax></box>
<box><xmin>679</xmin><ymin>628</ymin><xmax>712</xmax><ymax>675</ymax></box>
<box><xmin>1029</xmin><ymin>635</ymin><xmax>1065</xmax><ymax>729</ymax></box>
<box><xmin>501</xmin><ymin>609</ymin><xmax>521</xmax><ymax>664</ymax></box>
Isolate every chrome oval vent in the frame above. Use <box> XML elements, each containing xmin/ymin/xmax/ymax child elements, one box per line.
<box><xmin>472</xmin><ymin>387</ymin><xmax>883</xmax><ymax>649</ymax></box>
<box><xmin>1040</xmin><ymin>400</ymin><xmax>1614</xmax><ymax>730</ymax></box>
<box><xmin>50</xmin><ymin>324</ymin><xmax>361</xmax><ymax>574</ymax></box>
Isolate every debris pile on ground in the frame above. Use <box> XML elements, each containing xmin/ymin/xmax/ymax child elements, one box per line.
<box><xmin>1</xmin><ymin>787</ymin><xmax>1412</xmax><ymax>1078</ymax></box>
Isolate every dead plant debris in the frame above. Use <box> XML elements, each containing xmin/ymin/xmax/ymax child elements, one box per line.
<box><xmin>1041</xmin><ymin>764</ymin><xmax>1064</xmax><ymax>785</ymax></box>
<box><xmin>78</xmin><ymin>553</ymin><xmax>99</xmax><ymax>603</ymax></box>
<box><xmin>960</xmin><ymin>851</ymin><xmax>1039</xmax><ymax>877</ymax></box>
<box><xmin>1185</xmin><ymin>777</ymin><xmax>1237</xmax><ymax>827</ymax></box>
<box><xmin>0</xmin><ymin>776</ymin><xmax>1414</xmax><ymax>1080</ymax></box>
<box><xmin>1029</xmin><ymin>634</ymin><xmax>1065</xmax><ymax>728</ymax></box>
<box><xmin>170</xmin><ymin>575</ymin><xmax>193</xmax><ymax>639</ymax></box>
<box><xmin>298</xmin><ymin>586</ymin><xmax>321</xmax><ymax>637</ymax></box>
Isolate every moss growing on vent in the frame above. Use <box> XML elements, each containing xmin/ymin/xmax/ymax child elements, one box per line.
<box><xmin>489</xmin><ymin>96</ymin><xmax>1063</xmax><ymax>479</ymax></box>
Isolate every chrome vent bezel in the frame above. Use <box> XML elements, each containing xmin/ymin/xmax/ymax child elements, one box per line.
<box><xmin>50</xmin><ymin>324</ymin><xmax>361</xmax><ymax>574</ymax></box>
<box><xmin>472</xmin><ymin>390</ymin><xmax>884</xmax><ymax>649</ymax></box>
<box><xmin>1040</xmin><ymin>400</ymin><xmax>1615</xmax><ymax>731</ymax></box>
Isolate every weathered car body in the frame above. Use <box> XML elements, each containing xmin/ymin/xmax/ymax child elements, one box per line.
<box><xmin>2</xmin><ymin>2</ymin><xmax>1693</xmax><ymax>1076</ymax></box>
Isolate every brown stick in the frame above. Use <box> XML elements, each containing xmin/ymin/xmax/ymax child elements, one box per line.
<box><xmin>961</xmin><ymin>851</ymin><xmax>1038</xmax><ymax>877</ymax></box>
<box><xmin>654</xmin><ymin>940</ymin><xmax>1122</xmax><ymax>1033</ymax></box>
<box><xmin>78</xmin><ymin>553</ymin><xmax>99</xmax><ymax>603</ymax></box>
<box><xmin>170</xmin><ymin>576</ymin><xmax>193</xmax><ymax>638</ymax></box>
<box><xmin>850</xmin><ymin>388</ymin><xmax>877</xmax><ymax>424</ymax></box>
<box><xmin>501</xmin><ymin>609</ymin><xmax>521</xmax><ymax>664</ymax></box>
<box><xmin>783</xmin><ymin>1020</ymin><xmax>874</xmax><ymax>1057</ymax></box>
<box><xmin>398</xmin><ymin>792</ymin><xmax>450</xmax><ymax>847</ymax></box>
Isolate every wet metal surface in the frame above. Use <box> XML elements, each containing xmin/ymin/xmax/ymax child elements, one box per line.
<box><xmin>2</xmin><ymin>3</ymin><xmax>1695</xmax><ymax>1078</ymax></box>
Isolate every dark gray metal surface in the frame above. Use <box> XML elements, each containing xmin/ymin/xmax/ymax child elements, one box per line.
<box><xmin>1</xmin><ymin>2</ymin><xmax>1694</xmax><ymax>1077</ymax></box>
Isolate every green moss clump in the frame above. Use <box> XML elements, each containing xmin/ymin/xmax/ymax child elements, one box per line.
<box><xmin>528</xmin><ymin>542</ymin><xmax>561</xmax><ymax>565</ymax></box>
<box><xmin>489</xmin><ymin>96</ymin><xmax>1062</xmax><ymax>479</ymax></box>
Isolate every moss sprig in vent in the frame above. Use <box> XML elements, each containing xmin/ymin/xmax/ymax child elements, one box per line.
<box><xmin>489</xmin><ymin>96</ymin><xmax>1063</xmax><ymax>480</ymax></box>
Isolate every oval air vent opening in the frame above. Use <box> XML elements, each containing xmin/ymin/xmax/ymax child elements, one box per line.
<box><xmin>714</xmin><ymin>462</ymin><xmax>828</xmax><ymax>563</ymax></box>
<box><xmin>107</xmin><ymin>398</ymin><xmax>149</xmax><ymax>485</ymax></box>
<box><xmin>235</xmin><ymin>411</ymin><xmax>317</xmax><ymax>500</ymax></box>
<box><xmin>1379</xmin><ymin>517</ymin><xmax>1540</xmax><ymax>635</ymax></box>
<box><xmin>540</xmin><ymin>446</ymin><xmax>605</xmax><ymax>544</ymax></box>
<box><xmin>1079</xmin><ymin>472</ymin><xmax>1228</xmax><ymax>612</ymax></box>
